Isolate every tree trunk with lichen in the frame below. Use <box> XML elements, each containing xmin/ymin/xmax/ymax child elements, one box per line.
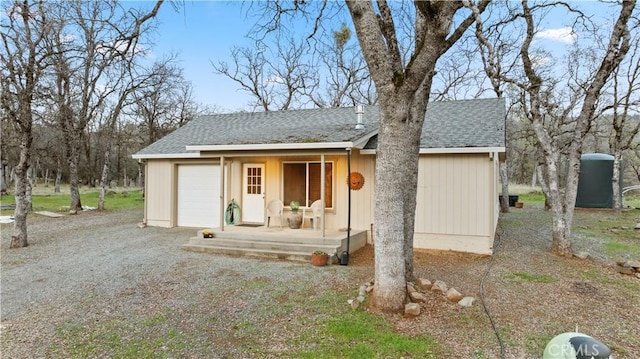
<box><xmin>11</xmin><ymin>131</ymin><xmax>33</xmax><ymax>248</ymax></box>
<box><xmin>516</xmin><ymin>0</ymin><xmax>634</xmax><ymax>258</ymax></box>
<box><xmin>500</xmin><ymin>163</ymin><xmax>509</xmax><ymax>213</ymax></box>
<box><xmin>346</xmin><ymin>0</ymin><xmax>488</xmax><ymax>312</ymax></box>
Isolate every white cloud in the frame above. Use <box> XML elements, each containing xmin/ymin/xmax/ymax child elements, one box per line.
<box><xmin>535</xmin><ymin>27</ymin><xmax>576</xmax><ymax>45</ymax></box>
<box><xmin>60</xmin><ymin>33</ymin><xmax>76</xmax><ymax>44</ymax></box>
<box><xmin>531</xmin><ymin>55</ymin><xmax>551</xmax><ymax>66</ymax></box>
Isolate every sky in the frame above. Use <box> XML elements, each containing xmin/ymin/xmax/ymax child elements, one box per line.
<box><xmin>149</xmin><ymin>1</ymin><xmax>255</xmax><ymax>112</ymax></box>
<box><xmin>141</xmin><ymin>1</ymin><xmax>618</xmax><ymax>113</ymax></box>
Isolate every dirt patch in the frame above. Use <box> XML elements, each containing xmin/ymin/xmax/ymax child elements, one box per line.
<box><xmin>347</xmin><ymin>208</ymin><xmax>640</xmax><ymax>358</ymax></box>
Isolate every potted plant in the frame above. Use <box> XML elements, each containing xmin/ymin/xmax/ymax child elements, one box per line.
<box><xmin>287</xmin><ymin>200</ymin><xmax>302</xmax><ymax>229</ymax></box>
<box><xmin>311</xmin><ymin>250</ymin><xmax>329</xmax><ymax>266</ymax></box>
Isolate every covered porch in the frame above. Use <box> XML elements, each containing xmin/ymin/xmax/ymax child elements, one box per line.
<box><xmin>181</xmin><ymin>224</ymin><xmax>368</xmax><ymax>262</ymax></box>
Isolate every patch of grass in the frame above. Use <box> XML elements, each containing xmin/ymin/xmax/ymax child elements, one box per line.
<box><xmin>142</xmin><ymin>313</ymin><xmax>168</xmax><ymax>327</ymax></box>
<box><xmin>244</xmin><ymin>277</ymin><xmax>272</xmax><ymax>290</ymax></box>
<box><xmin>604</xmin><ymin>241</ymin><xmax>640</xmax><ymax>258</ymax></box>
<box><xmin>524</xmin><ymin>332</ymin><xmax>553</xmax><ymax>355</ymax></box>
<box><xmin>508</xmin><ymin>186</ymin><xmax>640</xmax><ymax>208</ymax></box>
<box><xmin>574</xmin><ymin>263</ymin><xmax>640</xmax><ymax>292</ymax></box>
<box><xmin>293</xmin><ymin>292</ymin><xmax>439</xmax><ymax>358</ymax></box>
<box><xmin>1</xmin><ymin>189</ymin><xmax>143</xmax><ymax>215</ymax></box>
<box><xmin>573</xmin><ymin>210</ymin><xmax>640</xmax><ymax>262</ymax></box>
<box><xmin>508</xmin><ymin>184</ymin><xmax>543</xmax><ymax>194</ymax></box>
<box><xmin>623</xmin><ymin>194</ymin><xmax>640</xmax><ymax>209</ymax></box>
<box><xmin>518</xmin><ymin>191</ymin><xmax>546</xmax><ymax>203</ymax></box>
<box><xmin>508</xmin><ymin>272</ymin><xmax>557</xmax><ymax>283</ymax></box>
<box><xmin>51</xmin><ymin>311</ymin><xmax>205</xmax><ymax>358</ymax></box>
<box><xmin>498</xmin><ymin>325</ymin><xmax>517</xmax><ymax>347</ymax></box>
<box><xmin>472</xmin><ymin>349</ymin><xmax>490</xmax><ymax>359</ymax></box>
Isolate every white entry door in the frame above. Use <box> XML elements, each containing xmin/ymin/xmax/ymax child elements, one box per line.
<box><xmin>242</xmin><ymin>163</ymin><xmax>265</xmax><ymax>223</ymax></box>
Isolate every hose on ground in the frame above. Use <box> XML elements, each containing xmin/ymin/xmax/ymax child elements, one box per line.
<box><xmin>479</xmin><ymin>223</ymin><xmax>506</xmax><ymax>359</ymax></box>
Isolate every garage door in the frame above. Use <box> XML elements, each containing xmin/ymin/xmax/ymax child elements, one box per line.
<box><xmin>177</xmin><ymin>164</ymin><xmax>221</xmax><ymax>228</ymax></box>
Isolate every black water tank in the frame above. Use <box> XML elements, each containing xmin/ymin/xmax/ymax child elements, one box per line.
<box><xmin>575</xmin><ymin>153</ymin><xmax>622</xmax><ymax>208</ymax></box>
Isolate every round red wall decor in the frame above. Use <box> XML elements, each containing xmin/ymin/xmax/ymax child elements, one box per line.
<box><xmin>348</xmin><ymin>172</ymin><xmax>365</xmax><ymax>190</ymax></box>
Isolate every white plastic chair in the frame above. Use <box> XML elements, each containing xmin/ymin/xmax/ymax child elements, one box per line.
<box><xmin>265</xmin><ymin>199</ymin><xmax>284</xmax><ymax>228</ymax></box>
<box><xmin>302</xmin><ymin>200</ymin><xmax>323</xmax><ymax>230</ymax></box>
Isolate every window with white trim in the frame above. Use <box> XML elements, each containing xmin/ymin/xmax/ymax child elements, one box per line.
<box><xmin>283</xmin><ymin>162</ymin><xmax>333</xmax><ymax>208</ymax></box>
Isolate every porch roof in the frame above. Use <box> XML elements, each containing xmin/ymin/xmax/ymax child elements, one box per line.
<box><xmin>133</xmin><ymin>98</ymin><xmax>505</xmax><ymax>159</ymax></box>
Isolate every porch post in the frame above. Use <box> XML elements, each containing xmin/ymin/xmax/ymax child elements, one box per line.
<box><xmin>220</xmin><ymin>156</ymin><xmax>225</xmax><ymax>232</ymax></box>
<box><xmin>320</xmin><ymin>154</ymin><xmax>326</xmax><ymax>238</ymax></box>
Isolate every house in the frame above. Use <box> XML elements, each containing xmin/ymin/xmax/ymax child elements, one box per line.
<box><xmin>132</xmin><ymin>98</ymin><xmax>506</xmax><ymax>255</ymax></box>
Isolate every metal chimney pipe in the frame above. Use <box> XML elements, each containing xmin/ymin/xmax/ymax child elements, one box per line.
<box><xmin>355</xmin><ymin>105</ymin><xmax>364</xmax><ymax>130</ymax></box>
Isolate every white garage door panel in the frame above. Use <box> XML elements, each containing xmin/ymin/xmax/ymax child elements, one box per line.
<box><xmin>177</xmin><ymin>165</ymin><xmax>220</xmax><ymax>228</ymax></box>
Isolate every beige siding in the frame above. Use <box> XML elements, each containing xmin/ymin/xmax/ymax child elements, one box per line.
<box><xmin>145</xmin><ymin>160</ymin><xmax>173</xmax><ymax>227</ymax></box>
<box><xmin>413</xmin><ymin>233</ymin><xmax>493</xmax><ymax>255</ymax></box>
<box><xmin>414</xmin><ymin>153</ymin><xmax>494</xmax><ymax>254</ymax></box>
<box><xmin>337</xmin><ymin>152</ymin><xmax>496</xmax><ymax>251</ymax></box>
<box><xmin>492</xmin><ymin>154</ymin><xmax>501</xmax><ymax>234</ymax></box>
<box><xmin>342</xmin><ymin>151</ymin><xmax>376</xmax><ymax>237</ymax></box>
<box><xmin>145</xmin><ymin>158</ymin><xmax>223</xmax><ymax>228</ymax></box>
<box><xmin>142</xmin><ymin>151</ymin><xmax>497</xmax><ymax>254</ymax></box>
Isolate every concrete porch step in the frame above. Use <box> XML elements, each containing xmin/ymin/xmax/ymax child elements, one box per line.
<box><xmin>181</xmin><ymin>244</ymin><xmax>319</xmax><ymax>262</ymax></box>
<box><xmin>181</xmin><ymin>229</ymin><xmax>368</xmax><ymax>262</ymax></box>
<box><xmin>181</xmin><ymin>237</ymin><xmax>341</xmax><ymax>262</ymax></box>
<box><xmin>186</xmin><ymin>237</ymin><xmax>340</xmax><ymax>254</ymax></box>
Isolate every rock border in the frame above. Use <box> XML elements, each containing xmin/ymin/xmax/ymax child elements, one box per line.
<box><xmin>347</xmin><ymin>278</ymin><xmax>476</xmax><ymax>317</ymax></box>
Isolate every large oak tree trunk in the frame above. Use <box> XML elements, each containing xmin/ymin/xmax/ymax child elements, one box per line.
<box><xmin>11</xmin><ymin>132</ymin><xmax>33</xmax><ymax>248</ymax></box>
<box><xmin>500</xmin><ymin>162</ymin><xmax>510</xmax><ymax>213</ymax></box>
<box><xmin>139</xmin><ymin>162</ymin><xmax>145</xmax><ymax>198</ymax></box>
<box><xmin>533</xmin><ymin>122</ymin><xmax>576</xmax><ymax>257</ymax></box>
<box><xmin>346</xmin><ymin>0</ymin><xmax>487</xmax><ymax>313</ymax></box>
<box><xmin>98</xmin><ymin>147</ymin><xmax>111</xmax><ymax>210</ymax></box>
<box><xmin>373</xmin><ymin>96</ymin><xmax>425</xmax><ymax>311</ymax></box>
<box><xmin>518</xmin><ymin>0</ymin><xmax>634</xmax><ymax>258</ymax></box>
<box><xmin>0</xmin><ymin>163</ymin><xmax>7</xmax><ymax>196</ymax></box>
<box><xmin>612</xmin><ymin>151</ymin><xmax>622</xmax><ymax>212</ymax></box>
<box><xmin>54</xmin><ymin>159</ymin><xmax>61</xmax><ymax>193</ymax></box>
<box><xmin>67</xmin><ymin>147</ymin><xmax>83</xmax><ymax>212</ymax></box>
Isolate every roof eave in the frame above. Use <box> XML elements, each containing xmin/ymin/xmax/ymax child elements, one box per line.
<box><xmin>132</xmin><ymin>153</ymin><xmax>201</xmax><ymax>160</ymax></box>
<box><xmin>360</xmin><ymin>146</ymin><xmax>506</xmax><ymax>155</ymax></box>
<box><xmin>186</xmin><ymin>142</ymin><xmax>356</xmax><ymax>152</ymax></box>
<box><xmin>351</xmin><ymin>129</ymin><xmax>379</xmax><ymax>149</ymax></box>
<box><xmin>420</xmin><ymin>146</ymin><xmax>506</xmax><ymax>154</ymax></box>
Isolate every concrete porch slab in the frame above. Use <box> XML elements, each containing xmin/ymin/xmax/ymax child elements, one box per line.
<box><xmin>181</xmin><ymin>225</ymin><xmax>367</xmax><ymax>262</ymax></box>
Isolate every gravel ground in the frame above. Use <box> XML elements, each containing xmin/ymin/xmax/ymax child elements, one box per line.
<box><xmin>0</xmin><ymin>209</ymin><xmax>372</xmax><ymax>358</ymax></box>
<box><xmin>1</xmin><ymin>207</ymin><xmax>639</xmax><ymax>358</ymax></box>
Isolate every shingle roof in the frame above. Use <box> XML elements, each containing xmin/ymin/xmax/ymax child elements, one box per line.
<box><xmin>364</xmin><ymin>97</ymin><xmax>506</xmax><ymax>150</ymax></box>
<box><xmin>421</xmin><ymin>97</ymin><xmax>505</xmax><ymax>148</ymax></box>
<box><xmin>134</xmin><ymin>106</ymin><xmax>379</xmax><ymax>156</ymax></box>
<box><xmin>134</xmin><ymin>98</ymin><xmax>505</xmax><ymax>157</ymax></box>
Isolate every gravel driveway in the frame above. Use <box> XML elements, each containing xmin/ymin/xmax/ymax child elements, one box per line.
<box><xmin>1</xmin><ymin>209</ymin><xmax>371</xmax><ymax>358</ymax></box>
<box><xmin>1</xmin><ymin>210</ymin><xmax>202</xmax><ymax>321</ymax></box>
